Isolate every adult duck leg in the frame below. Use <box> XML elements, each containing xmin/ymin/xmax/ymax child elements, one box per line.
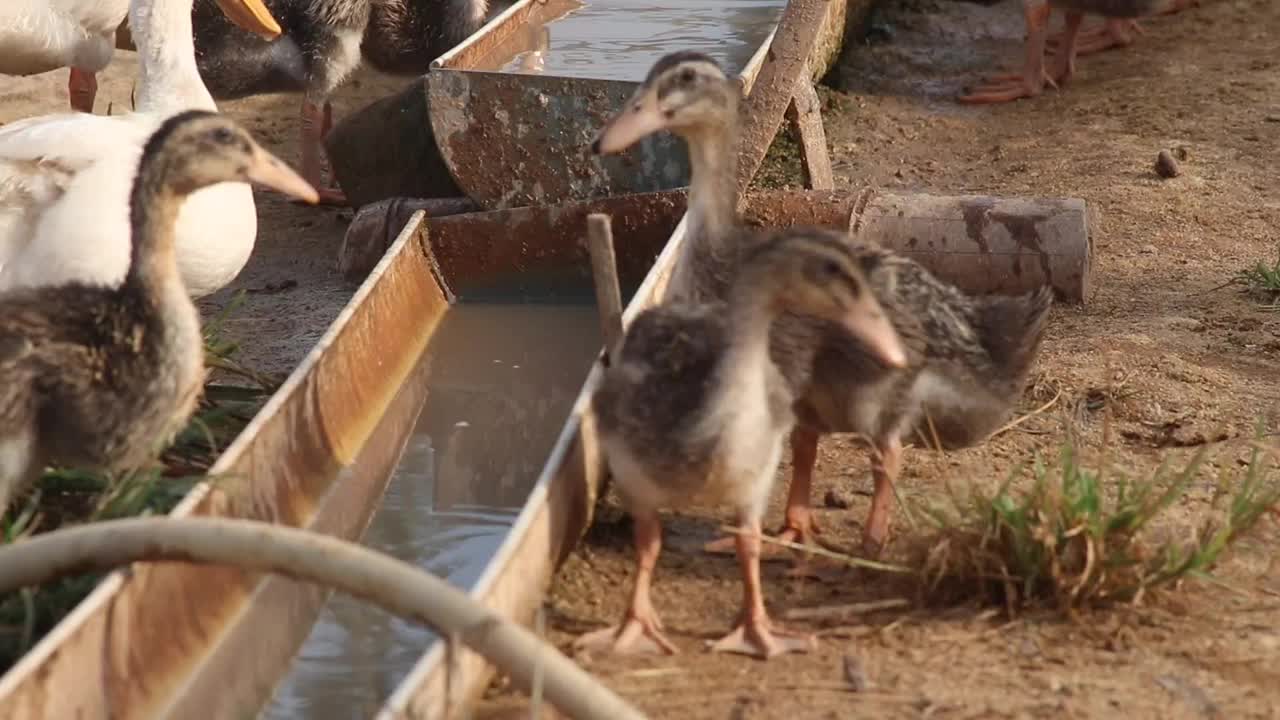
<box><xmin>300</xmin><ymin>97</ymin><xmax>348</xmax><ymax>205</ymax></box>
<box><xmin>1047</xmin><ymin>0</ymin><xmax>1198</xmax><ymax>56</ymax></box>
<box><xmin>574</xmin><ymin>509</ymin><xmax>677</xmax><ymax>656</ymax></box>
<box><xmin>959</xmin><ymin>0</ymin><xmax>1057</xmax><ymax>104</ymax></box>
<box><xmin>1049</xmin><ymin>18</ymin><xmax>1142</xmax><ymax>56</ymax></box>
<box><xmin>68</xmin><ymin>68</ymin><xmax>97</xmax><ymax>113</ymax></box>
<box><xmin>703</xmin><ymin>427</ymin><xmax>822</xmax><ymax>559</ymax></box>
<box><xmin>710</xmin><ymin>513</ymin><xmax>816</xmax><ymax>659</ymax></box>
<box><xmin>1049</xmin><ymin>11</ymin><xmax>1087</xmax><ymax>87</ymax></box>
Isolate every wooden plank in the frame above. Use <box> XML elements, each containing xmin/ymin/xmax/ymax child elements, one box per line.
<box><xmin>786</xmin><ymin>68</ymin><xmax>835</xmax><ymax>191</ymax></box>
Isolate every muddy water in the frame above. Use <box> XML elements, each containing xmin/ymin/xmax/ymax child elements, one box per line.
<box><xmin>475</xmin><ymin>0</ymin><xmax>786</xmax><ymax>80</ymax></box>
<box><xmin>260</xmin><ymin>301</ymin><xmax>602</xmax><ymax>720</ymax></box>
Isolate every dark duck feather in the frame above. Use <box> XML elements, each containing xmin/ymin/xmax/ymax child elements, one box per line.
<box><xmin>582</xmin><ymin>228</ymin><xmax>907</xmax><ymax>660</ymax></box>
<box><xmin>0</xmin><ymin>109</ymin><xmax>318</xmax><ymax>516</ymax></box>
<box><xmin>189</xmin><ymin>0</ymin><xmax>491</xmax><ymax>203</ymax></box>
<box><xmin>591</xmin><ymin>51</ymin><xmax>1054</xmax><ymax>557</ymax></box>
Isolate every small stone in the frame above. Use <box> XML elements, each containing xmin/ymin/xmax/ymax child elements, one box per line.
<box><xmin>842</xmin><ymin>654</ymin><xmax>870</xmax><ymax>692</ymax></box>
<box><xmin>1155</xmin><ymin>149</ymin><xmax>1181</xmax><ymax>178</ymax></box>
<box><xmin>1141</xmin><ymin>243</ymin><xmax>1158</xmax><ymax>254</ymax></box>
<box><xmin>823</xmin><ymin>488</ymin><xmax>853</xmax><ymax>509</ymax></box>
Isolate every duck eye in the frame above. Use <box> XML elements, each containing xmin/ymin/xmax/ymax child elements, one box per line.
<box><xmin>210</xmin><ymin>127</ymin><xmax>236</xmax><ymax>145</ymax></box>
<box><xmin>679</xmin><ymin>68</ymin><xmax>696</xmax><ymax>84</ymax></box>
<box><xmin>823</xmin><ymin>260</ymin><xmax>842</xmax><ymax>277</ymax></box>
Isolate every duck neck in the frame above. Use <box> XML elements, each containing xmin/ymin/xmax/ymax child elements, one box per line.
<box><xmin>712</xmin><ymin>273</ymin><xmax>781</xmax><ymax>397</ymax></box>
<box><xmin>669</xmin><ymin>105</ymin><xmax>741</xmax><ymax>304</ymax></box>
<box><xmin>130</xmin><ymin>0</ymin><xmax>217</xmax><ymax>114</ymax></box>
<box><xmin>125</xmin><ymin>161</ymin><xmax>186</xmax><ymax>299</ymax></box>
<box><xmin>683</xmin><ymin>117</ymin><xmax>739</xmax><ymax>251</ymax></box>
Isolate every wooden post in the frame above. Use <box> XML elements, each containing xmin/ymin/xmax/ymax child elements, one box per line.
<box><xmin>734</xmin><ymin>0</ymin><xmax>830</xmax><ymax>200</ymax></box>
<box><xmin>785</xmin><ymin>62</ymin><xmax>834</xmax><ymax>191</ymax></box>
<box><xmin>585</xmin><ymin>214</ymin><xmax>625</xmax><ymax>361</ymax></box>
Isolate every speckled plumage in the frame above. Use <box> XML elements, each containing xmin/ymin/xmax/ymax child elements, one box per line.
<box><xmin>601</xmin><ymin>53</ymin><xmax>1053</xmax><ymax>451</ymax></box>
<box><xmin>583</xmin><ymin>229</ymin><xmax>904</xmax><ymax>658</ymax></box>
<box><xmin>592</xmin><ymin>230</ymin><xmax>900</xmax><ymax>514</ymax></box>
<box><xmin>191</xmin><ymin>0</ymin><xmax>489</xmax><ymax>98</ymax></box>
<box><xmin>0</xmin><ymin>110</ymin><xmax>314</xmax><ymax>517</ymax></box>
<box><xmin>592</xmin><ymin>52</ymin><xmax>1054</xmax><ymax>556</ymax></box>
<box><xmin>0</xmin><ymin>281</ymin><xmax>203</xmax><ymax>486</ymax></box>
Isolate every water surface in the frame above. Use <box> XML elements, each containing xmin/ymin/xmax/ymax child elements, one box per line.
<box><xmin>261</xmin><ymin>301</ymin><xmax>602</xmax><ymax>720</ymax></box>
<box><xmin>474</xmin><ymin>0</ymin><xmax>786</xmax><ymax>80</ymax></box>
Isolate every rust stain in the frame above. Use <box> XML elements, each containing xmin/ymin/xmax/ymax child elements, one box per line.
<box><xmin>990</xmin><ymin>209</ymin><xmax>1055</xmax><ymax>289</ymax></box>
<box><xmin>960</xmin><ymin>198</ymin><xmax>993</xmax><ymax>255</ymax></box>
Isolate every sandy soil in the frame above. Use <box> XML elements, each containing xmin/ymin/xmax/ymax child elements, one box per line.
<box><xmin>478</xmin><ymin>1</ymin><xmax>1280</xmax><ymax>718</ymax></box>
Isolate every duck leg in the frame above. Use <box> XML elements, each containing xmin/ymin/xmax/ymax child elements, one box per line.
<box><xmin>958</xmin><ymin>0</ymin><xmax>1056</xmax><ymax>104</ymax></box>
<box><xmin>1046</xmin><ymin>0</ymin><xmax>1198</xmax><ymax>56</ymax></box>
<box><xmin>574</xmin><ymin>509</ymin><xmax>678</xmax><ymax>656</ymax></box>
<box><xmin>68</xmin><ymin>68</ymin><xmax>97</xmax><ymax>114</ymax></box>
<box><xmin>703</xmin><ymin>427</ymin><xmax>821</xmax><ymax>559</ymax></box>
<box><xmin>1050</xmin><ymin>11</ymin><xmax>1087</xmax><ymax>87</ymax></box>
<box><xmin>1048</xmin><ymin>18</ymin><xmax>1143</xmax><ymax>56</ymax></box>
<box><xmin>861</xmin><ymin>435</ymin><xmax>902</xmax><ymax>558</ymax></box>
<box><xmin>710</xmin><ymin>514</ymin><xmax>817</xmax><ymax>659</ymax></box>
<box><xmin>300</xmin><ymin>98</ymin><xmax>348</xmax><ymax>206</ymax></box>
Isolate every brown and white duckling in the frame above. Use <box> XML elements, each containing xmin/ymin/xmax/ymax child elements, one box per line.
<box><xmin>0</xmin><ymin>109</ymin><xmax>317</xmax><ymax>517</ymax></box>
<box><xmin>191</xmin><ymin>0</ymin><xmax>491</xmax><ymax>204</ymax></box>
<box><xmin>959</xmin><ymin>0</ymin><xmax>1192</xmax><ymax>104</ymax></box>
<box><xmin>593</xmin><ymin>52</ymin><xmax>1054</xmax><ymax>558</ymax></box>
<box><xmin>579</xmin><ymin>228</ymin><xmax>907</xmax><ymax>659</ymax></box>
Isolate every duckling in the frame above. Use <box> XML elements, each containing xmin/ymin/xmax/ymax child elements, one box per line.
<box><xmin>578</xmin><ymin>228</ymin><xmax>908</xmax><ymax>659</ymax></box>
<box><xmin>592</xmin><ymin>52</ymin><xmax>1054</xmax><ymax>558</ymax></box>
<box><xmin>0</xmin><ymin>0</ymin><xmax>279</xmax><ymax>114</ymax></box>
<box><xmin>958</xmin><ymin>0</ymin><xmax>1190</xmax><ymax>104</ymax></box>
<box><xmin>191</xmin><ymin>0</ymin><xmax>491</xmax><ymax>204</ymax></box>
<box><xmin>0</xmin><ymin>109</ymin><xmax>318</xmax><ymax>517</ymax></box>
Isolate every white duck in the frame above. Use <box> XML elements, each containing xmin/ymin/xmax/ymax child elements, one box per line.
<box><xmin>0</xmin><ymin>0</ymin><xmax>279</xmax><ymax>113</ymax></box>
<box><xmin>0</xmin><ymin>0</ymin><xmax>283</xmax><ymax>298</ymax></box>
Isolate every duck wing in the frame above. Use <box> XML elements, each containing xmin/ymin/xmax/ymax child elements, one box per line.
<box><xmin>0</xmin><ymin>113</ymin><xmax>149</xmax><ymax>291</ymax></box>
<box><xmin>593</xmin><ymin>304</ymin><xmax>727</xmax><ymax>473</ymax></box>
<box><xmin>965</xmin><ymin>285</ymin><xmax>1054</xmax><ymax>383</ymax></box>
<box><xmin>0</xmin><ymin>0</ymin><xmax>123</xmax><ymax>75</ymax></box>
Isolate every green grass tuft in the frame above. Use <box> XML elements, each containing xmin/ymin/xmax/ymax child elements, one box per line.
<box><xmin>1235</xmin><ymin>247</ymin><xmax>1280</xmax><ymax>306</ymax></box>
<box><xmin>907</xmin><ymin>433</ymin><xmax>1280</xmax><ymax>615</ymax></box>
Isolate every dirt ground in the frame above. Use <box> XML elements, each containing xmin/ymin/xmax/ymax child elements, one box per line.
<box><xmin>481</xmin><ymin>1</ymin><xmax>1280</xmax><ymax>718</ymax></box>
<box><xmin>2</xmin><ymin>0</ymin><xmax>1278</xmax><ymax>717</ymax></box>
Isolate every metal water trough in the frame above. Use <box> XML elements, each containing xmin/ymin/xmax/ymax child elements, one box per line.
<box><xmin>325</xmin><ymin>0</ymin><xmax>861</xmax><ymax>211</ymax></box>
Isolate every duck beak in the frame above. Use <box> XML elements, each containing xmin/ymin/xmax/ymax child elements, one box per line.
<box><xmin>842</xmin><ymin>302</ymin><xmax>909</xmax><ymax>370</ymax></box>
<box><xmin>592</xmin><ymin>89</ymin><xmax>666</xmax><ymax>156</ymax></box>
<box><xmin>215</xmin><ymin>0</ymin><xmax>283</xmax><ymax>40</ymax></box>
<box><xmin>246</xmin><ymin>145</ymin><xmax>319</xmax><ymax>204</ymax></box>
